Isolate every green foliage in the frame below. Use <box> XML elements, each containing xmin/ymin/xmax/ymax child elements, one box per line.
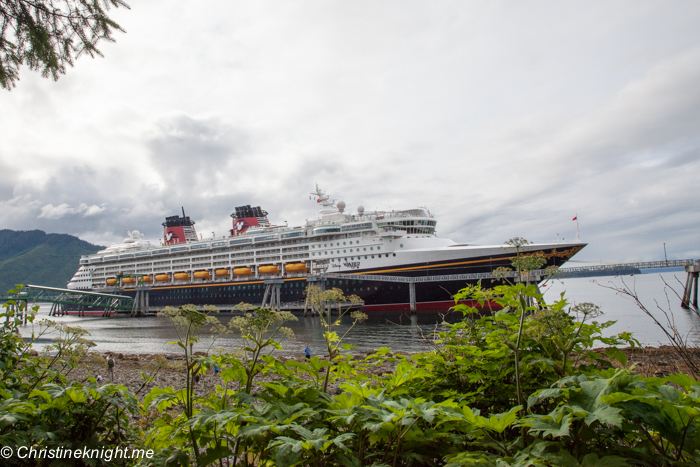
<box><xmin>228</xmin><ymin>304</ymin><xmax>297</xmax><ymax>394</ymax></box>
<box><xmin>305</xmin><ymin>285</ymin><xmax>366</xmax><ymax>392</ymax></box>
<box><xmin>0</xmin><ymin>0</ymin><xmax>129</xmax><ymax>89</ymax></box>
<box><xmin>3</xmin><ymin>282</ymin><xmax>699</xmax><ymax>466</ymax></box>
<box><xmin>0</xmin><ymin>286</ymin><xmax>139</xmax><ymax>466</ymax></box>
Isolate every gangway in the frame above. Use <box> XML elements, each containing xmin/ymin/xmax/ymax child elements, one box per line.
<box><xmin>1</xmin><ymin>285</ymin><xmax>134</xmax><ymax>317</ymax></box>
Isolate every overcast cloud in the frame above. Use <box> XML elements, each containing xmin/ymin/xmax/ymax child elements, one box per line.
<box><xmin>0</xmin><ymin>1</ymin><xmax>698</xmax><ymax>262</ymax></box>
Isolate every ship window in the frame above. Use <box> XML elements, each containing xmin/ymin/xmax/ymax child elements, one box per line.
<box><xmin>343</xmin><ymin>250</ymin><xmax>346</xmax><ymax>253</ymax></box>
<box><xmin>393</xmin><ymin>253</ymin><xmax>396</xmax><ymax>256</ymax></box>
<box><xmin>343</xmin><ymin>242</ymin><xmax>346</xmax><ymax>245</ymax></box>
<box><xmin>400</xmin><ymin>244</ymin><xmax>403</xmax><ymax>248</ymax></box>
<box><xmin>377</xmin><ymin>246</ymin><xmax>381</xmax><ymax>250</ymax></box>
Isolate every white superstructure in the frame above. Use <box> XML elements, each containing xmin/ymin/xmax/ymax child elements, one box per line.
<box><xmin>68</xmin><ymin>186</ymin><xmax>584</xmax><ymax>292</ymax></box>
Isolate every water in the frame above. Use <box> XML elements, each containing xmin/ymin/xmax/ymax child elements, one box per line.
<box><xmin>543</xmin><ymin>269</ymin><xmax>700</xmax><ymax>346</ymax></box>
<box><xmin>20</xmin><ymin>270</ymin><xmax>700</xmax><ymax>357</ymax></box>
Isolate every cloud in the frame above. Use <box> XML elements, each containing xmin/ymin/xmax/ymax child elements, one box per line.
<box><xmin>146</xmin><ymin>113</ymin><xmax>249</xmax><ymax>195</ymax></box>
<box><xmin>38</xmin><ymin>204</ymin><xmax>74</xmax><ymax>219</ymax></box>
<box><xmin>0</xmin><ymin>2</ymin><xmax>699</xmax><ymax>262</ymax></box>
<box><xmin>37</xmin><ymin>203</ymin><xmax>106</xmax><ymax>219</ymax></box>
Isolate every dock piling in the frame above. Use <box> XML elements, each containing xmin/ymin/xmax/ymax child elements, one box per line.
<box><xmin>262</xmin><ymin>280</ymin><xmax>283</xmax><ymax>312</ymax></box>
<box><xmin>681</xmin><ymin>261</ymin><xmax>700</xmax><ymax>310</ymax></box>
<box><xmin>409</xmin><ymin>282</ymin><xmax>416</xmax><ymax>314</ymax></box>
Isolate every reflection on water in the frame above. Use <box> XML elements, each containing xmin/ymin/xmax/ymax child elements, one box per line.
<box><xmin>25</xmin><ymin>307</ymin><xmax>462</xmax><ymax>358</ymax></box>
<box><xmin>21</xmin><ymin>271</ymin><xmax>700</xmax><ymax>356</ymax></box>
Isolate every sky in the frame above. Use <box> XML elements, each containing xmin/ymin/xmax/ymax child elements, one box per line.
<box><xmin>1</xmin><ymin>1</ymin><xmax>699</xmax><ymax>263</ymax></box>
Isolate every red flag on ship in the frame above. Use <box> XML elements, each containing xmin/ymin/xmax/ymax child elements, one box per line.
<box><xmin>572</xmin><ymin>216</ymin><xmax>577</xmax><ymax>221</ymax></box>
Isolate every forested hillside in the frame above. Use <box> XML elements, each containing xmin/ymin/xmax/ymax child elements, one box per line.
<box><xmin>0</xmin><ymin>230</ymin><xmax>104</xmax><ymax>294</ymax></box>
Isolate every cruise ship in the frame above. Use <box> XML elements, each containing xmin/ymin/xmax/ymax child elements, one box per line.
<box><xmin>68</xmin><ymin>186</ymin><xmax>585</xmax><ymax>310</ymax></box>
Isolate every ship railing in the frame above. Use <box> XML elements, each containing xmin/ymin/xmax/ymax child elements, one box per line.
<box><xmin>343</xmin><ymin>211</ymin><xmax>434</xmax><ymax>223</ymax></box>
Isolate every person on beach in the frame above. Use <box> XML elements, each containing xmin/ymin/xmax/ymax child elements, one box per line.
<box><xmin>304</xmin><ymin>346</ymin><xmax>311</xmax><ymax>360</ymax></box>
<box><xmin>214</xmin><ymin>365</ymin><xmax>219</xmax><ymax>376</ymax></box>
<box><xmin>106</xmin><ymin>356</ymin><xmax>115</xmax><ymax>382</ymax></box>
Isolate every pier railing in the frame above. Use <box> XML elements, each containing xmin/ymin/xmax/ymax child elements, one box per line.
<box><xmin>1</xmin><ymin>285</ymin><xmax>134</xmax><ymax>317</ymax></box>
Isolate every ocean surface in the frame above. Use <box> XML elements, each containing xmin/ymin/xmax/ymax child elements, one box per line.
<box><xmin>20</xmin><ymin>269</ymin><xmax>700</xmax><ymax>358</ymax></box>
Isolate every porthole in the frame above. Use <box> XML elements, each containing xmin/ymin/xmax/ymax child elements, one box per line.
<box><xmin>400</xmin><ymin>244</ymin><xmax>403</xmax><ymax>248</ymax></box>
<box><xmin>377</xmin><ymin>246</ymin><xmax>381</xmax><ymax>250</ymax></box>
<box><xmin>370</xmin><ymin>247</ymin><xmax>374</xmax><ymax>251</ymax></box>
<box><xmin>393</xmin><ymin>253</ymin><xmax>396</xmax><ymax>257</ymax></box>
<box><xmin>343</xmin><ymin>242</ymin><xmax>346</xmax><ymax>245</ymax></box>
<box><xmin>343</xmin><ymin>250</ymin><xmax>346</xmax><ymax>253</ymax></box>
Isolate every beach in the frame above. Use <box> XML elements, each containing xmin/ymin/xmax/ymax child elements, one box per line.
<box><xmin>65</xmin><ymin>345</ymin><xmax>700</xmax><ymax>400</ymax></box>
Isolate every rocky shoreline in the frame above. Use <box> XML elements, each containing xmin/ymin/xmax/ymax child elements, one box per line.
<box><xmin>65</xmin><ymin>345</ymin><xmax>699</xmax><ymax>399</ymax></box>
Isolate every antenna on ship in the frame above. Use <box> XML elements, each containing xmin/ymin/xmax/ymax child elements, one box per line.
<box><xmin>574</xmin><ymin>214</ymin><xmax>581</xmax><ymax>242</ymax></box>
<box><xmin>182</xmin><ymin>207</ymin><xmax>186</xmax><ymax>218</ymax></box>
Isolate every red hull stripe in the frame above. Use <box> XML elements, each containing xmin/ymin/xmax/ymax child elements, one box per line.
<box><xmin>362</xmin><ymin>299</ymin><xmax>499</xmax><ymax>311</ymax></box>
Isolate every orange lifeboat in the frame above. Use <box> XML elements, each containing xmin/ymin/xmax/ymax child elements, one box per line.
<box><xmin>142</xmin><ymin>276</ymin><xmax>153</xmax><ymax>283</ymax></box>
<box><xmin>234</xmin><ymin>267</ymin><xmax>253</xmax><ymax>276</ymax></box>
<box><xmin>215</xmin><ymin>269</ymin><xmax>230</xmax><ymax>276</ymax></box>
<box><xmin>155</xmin><ymin>274</ymin><xmax>171</xmax><ymax>282</ymax></box>
<box><xmin>194</xmin><ymin>271</ymin><xmax>211</xmax><ymax>279</ymax></box>
<box><xmin>284</xmin><ymin>263</ymin><xmax>307</xmax><ymax>273</ymax></box>
<box><xmin>106</xmin><ymin>278</ymin><xmax>117</xmax><ymax>286</ymax></box>
<box><xmin>174</xmin><ymin>272</ymin><xmax>190</xmax><ymax>281</ymax></box>
<box><xmin>122</xmin><ymin>277</ymin><xmax>135</xmax><ymax>284</ymax></box>
<box><xmin>259</xmin><ymin>265</ymin><xmax>280</xmax><ymax>275</ymax></box>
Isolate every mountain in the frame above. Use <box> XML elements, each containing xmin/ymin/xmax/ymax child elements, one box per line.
<box><xmin>0</xmin><ymin>230</ymin><xmax>104</xmax><ymax>294</ymax></box>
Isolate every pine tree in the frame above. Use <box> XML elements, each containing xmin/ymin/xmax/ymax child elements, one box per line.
<box><xmin>0</xmin><ymin>0</ymin><xmax>129</xmax><ymax>89</ymax></box>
